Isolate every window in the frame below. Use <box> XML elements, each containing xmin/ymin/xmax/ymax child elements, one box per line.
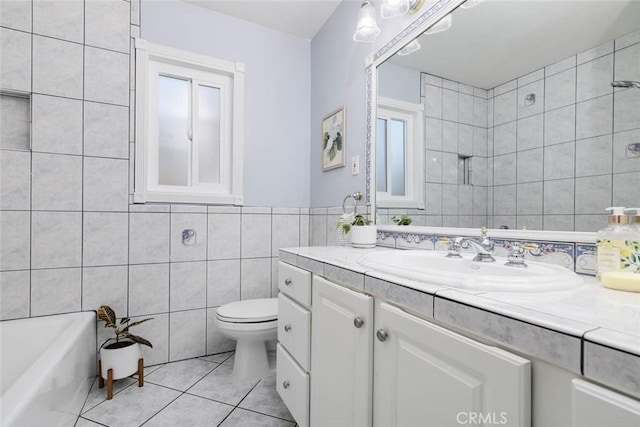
<box><xmin>376</xmin><ymin>97</ymin><xmax>424</xmax><ymax>209</ymax></box>
<box><xmin>134</xmin><ymin>40</ymin><xmax>244</xmax><ymax>204</ymax></box>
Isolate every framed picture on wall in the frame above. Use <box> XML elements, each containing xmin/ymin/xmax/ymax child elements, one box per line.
<box><xmin>321</xmin><ymin>106</ymin><xmax>345</xmax><ymax>171</ymax></box>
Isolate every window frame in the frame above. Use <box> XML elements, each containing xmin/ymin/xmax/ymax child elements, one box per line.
<box><xmin>134</xmin><ymin>39</ymin><xmax>244</xmax><ymax>205</ymax></box>
<box><xmin>376</xmin><ymin>96</ymin><xmax>424</xmax><ymax>209</ymax></box>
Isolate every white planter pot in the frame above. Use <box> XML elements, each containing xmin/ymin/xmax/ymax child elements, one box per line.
<box><xmin>350</xmin><ymin>225</ymin><xmax>377</xmax><ymax>248</ymax></box>
<box><xmin>100</xmin><ymin>341</ymin><xmax>141</xmax><ymax>380</ymax></box>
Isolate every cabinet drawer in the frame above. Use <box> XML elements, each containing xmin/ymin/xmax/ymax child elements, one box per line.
<box><xmin>278</xmin><ymin>262</ymin><xmax>311</xmax><ymax>307</ymax></box>
<box><xmin>572</xmin><ymin>379</ymin><xmax>640</xmax><ymax>427</ymax></box>
<box><xmin>278</xmin><ymin>293</ymin><xmax>311</xmax><ymax>371</ymax></box>
<box><xmin>277</xmin><ymin>344</ymin><xmax>309</xmax><ymax>427</ymax></box>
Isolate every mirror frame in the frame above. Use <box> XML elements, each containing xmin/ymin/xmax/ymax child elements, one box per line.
<box><xmin>366</xmin><ymin>0</ymin><xmax>466</xmax><ymax>223</ymax></box>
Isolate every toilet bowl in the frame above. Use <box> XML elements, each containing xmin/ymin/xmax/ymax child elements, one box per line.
<box><xmin>214</xmin><ymin>298</ymin><xmax>278</xmax><ymax>382</ymax></box>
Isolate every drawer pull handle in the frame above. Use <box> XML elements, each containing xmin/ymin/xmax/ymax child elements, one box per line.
<box><xmin>282</xmin><ymin>380</ymin><xmax>290</xmax><ymax>389</ymax></box>
<box><xmin>376</xmin><ymin>329</ymin><xmax>388</xmax><ymax>342</ymax></box>
<box><xmin>353</xmin><ymin>317</ymin><xmax>364</xmax><ymax>328</ymax></box>
<box><xmin>284</xmin><ymin>324</ymin><xmax>291</xmax><ymax>332</ymax></box>
<box><xmin>284</xmin><ymin>278</ymin><xmax>292</xmax><ymax>286</ymax></box>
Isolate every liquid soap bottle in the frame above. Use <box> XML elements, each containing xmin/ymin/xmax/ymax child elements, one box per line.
<box><xmin>596</xmin><ymin>207</ymin><xmax>628</xmax><ymax>279</ymax></box>
<box><xmin>599</xmin><ymin>208</ymin><xmax>640</xmax><ymax>292</ymax></box>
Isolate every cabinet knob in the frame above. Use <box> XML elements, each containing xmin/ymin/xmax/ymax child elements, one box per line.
<box><xmin>353</xmin><ymin>317</ymin><xmax>364</xmax><ymax>328</ymax></box>
<box><xmin>284</xmin><ymin>278</ymin><xmax>292</xmax><ymax>286</ymax></box>
<box><xmin>282</xmin><ymin>380</ymin><xmax>290</xmax><ymax>389</ymax></box>
<box><xmin>376</xmin><ymin>329</ymin><xmax>388</xmax><ymax>342</ymax></box>
<box><xmin>284</xmin><ymin>324</ymin><xmax>291</xmax><ymax>332</ymax></box>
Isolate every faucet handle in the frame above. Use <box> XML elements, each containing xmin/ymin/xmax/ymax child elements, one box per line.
<box><xmin>442</xmin><ymin>237</ymin><xmax>463</xmax><ymax>258</ymax></box>
<box><xmin>480</xmin><ymin>226</ymin><xmax>488</xmax><ymax>238</ymax></box>
<box><xmin>505</xmin><ymin>241</ymin><xmax>537</xmax><ymax>268</ymax></box>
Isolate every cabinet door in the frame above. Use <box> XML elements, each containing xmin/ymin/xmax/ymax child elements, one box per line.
<box><xmin>374</xmin><ymin>302</ymin><xmax>531</xmax><ymax>427</ymax></box>
<box><xmin>572</xmin><ymin>379</ymin><xmax>640</xmax><ymax>427</ymax></box>
<box><xmin>310</xmin><ymin>276</ymin><xmax>374</xmax><ymax>427</ymax></box>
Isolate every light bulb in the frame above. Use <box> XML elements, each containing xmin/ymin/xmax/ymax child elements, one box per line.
<box><xmin>381</xmin><ymin>0</ymin><xmax>411</xmax><ymax>19</ymax></box>
<box><xmin>353</xmin><ymin>1</ymin><xmax>381</xmax><ymax>42</ymax></box>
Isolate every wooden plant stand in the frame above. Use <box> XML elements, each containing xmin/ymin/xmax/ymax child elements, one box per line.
<box><xmin>98</xmin><ymin>358</ymin><xmax>144</xmax><ymax>400</ymax></box>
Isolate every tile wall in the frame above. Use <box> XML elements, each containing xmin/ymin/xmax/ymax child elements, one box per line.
<box><xmin>488</xmin><ymin>28</ymin><xmax>640</xmax><ymax>232</ymax></box>
<box><xmin>0</xmin><ymin>0</ymin><xmax>309</xmax><ymax>366</ymax></box>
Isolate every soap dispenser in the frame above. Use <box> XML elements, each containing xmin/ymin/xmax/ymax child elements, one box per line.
<box><xmin>599</xmin><ymin>208</ymin><xmax>640</xmax><ymax>292</ymax></box>
<box><xmin>623</xmin><ymin>208</ymin><xmax>640</xmax><ymax>274</ymax></box>
<box><xmin>596</xmin><ymin>207</ymin><xmax>629</xmax><ymax>279</ymax></box>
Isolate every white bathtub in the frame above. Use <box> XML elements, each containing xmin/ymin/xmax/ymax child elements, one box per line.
<box><xmin>1</xmin><ymin>311</ymin><xmax>96</xmax><ymax>427</ymax></box>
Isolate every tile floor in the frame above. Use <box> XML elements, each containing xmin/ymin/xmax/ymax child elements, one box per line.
<box><xmin>77</xmin><ymin>352</ymin><xmax>296</xmax><ymax>427</ymax></box>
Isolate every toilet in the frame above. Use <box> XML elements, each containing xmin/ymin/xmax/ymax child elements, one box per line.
<box><xmin>214</xmin><ymin>298</ymin><xmax>278</xmax><ymax>381</ymax></box>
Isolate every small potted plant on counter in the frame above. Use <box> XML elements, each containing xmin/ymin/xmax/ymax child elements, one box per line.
<box><xmin>392</xmin><ymin>214</ymin><xmax>412</xmax><ymax>226</ymax></box>
<box><xmin>97</xmin><ymin>305</ymin><xmax>153</xmax><ymax>399</ymax></box>
<box><xmin>338</xmin><ymin>214</ymin><xmax>377</xmax><ymax>248</ymax></box>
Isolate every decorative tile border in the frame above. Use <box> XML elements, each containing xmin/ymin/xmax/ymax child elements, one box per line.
<box><xmin>374</xmin><ymin>230</ymin><xmax>592</xmax><ymax>275</ymax></box>
<box><xmin>576</xmin><ymin>244</ymin><xmax>597</xmax><ymax>275</ymax></box>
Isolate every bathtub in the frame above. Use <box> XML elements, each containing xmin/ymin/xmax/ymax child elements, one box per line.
<box><xmin>1</xmin><ymin>311</ymin><xmax>96</xmax><ymax>427</ymax></box>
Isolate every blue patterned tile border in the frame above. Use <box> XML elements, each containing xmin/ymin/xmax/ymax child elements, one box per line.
<box><xmin>374</xmin><ymin>229</ymin><xmax>594</xmax><ymax>275</ymax></box>
<box><xmin>576</xmin><ymin>244</ymin><xmax>597</xmax><ymax>275</ymax></box>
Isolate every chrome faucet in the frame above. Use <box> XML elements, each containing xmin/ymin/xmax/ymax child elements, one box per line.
<box><xmin>459</xmin><ymin>227</ymin><xmax>495</xmax><ymax>263</ymax></box>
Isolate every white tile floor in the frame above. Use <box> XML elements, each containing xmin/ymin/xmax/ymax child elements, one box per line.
<box><xmin>77</xmin><ymin>352</ymin><xmax>296</xmax><ymax>427</ymax></box>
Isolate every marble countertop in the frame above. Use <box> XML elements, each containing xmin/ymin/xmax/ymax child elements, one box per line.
<box><xmin>279</xmin><ymin>246</ymin><xmax>640</xmax><ymax>357</ymax></box>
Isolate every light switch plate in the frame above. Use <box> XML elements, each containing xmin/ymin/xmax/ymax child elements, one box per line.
<box><xmin>351</xmin><ymin>155</ymin><xmax>360</xmax><ymax>175</ymax></box>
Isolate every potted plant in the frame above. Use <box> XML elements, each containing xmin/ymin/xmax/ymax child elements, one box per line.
<box><xmin>97</xmin><ymin>305</ymin><xmax>153</xmax><ymax>399</ymax></box>
<box><xmin>392</xmin><ymin>214</ymin><xmax>412</xmax><ymax>226</ymax></box>
<box><xmin>338</xmin><ymin>214</ymin><xmax>377</xmax><ymax>248</ymax></box>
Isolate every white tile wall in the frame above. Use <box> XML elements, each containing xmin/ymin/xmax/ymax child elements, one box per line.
<box><xmin>85</xmin><ymin>0</ymin><xmax>130</xmax><ymax>53</ymax></box>
<box><xmin>0</xmin><ymin>150</ymin><xmax>31</xmax><ymax>210</ymax></box>
<box><xmin>84</xmin><ymin>102</ymin><xmax>130</xmax><ymax>159</ymax></box>
<box><xmin>0</xmin><ymin>211</ymin><xmax>30</xmax><ymax>270</ymax></box>
<box><xmin>32</xmin><ymin>0</ymin><xmax>84</xmax><ymax>43</ymax></box>
<box><xmin>0</xmin><ymin>28</ymin><xmax>31</xmax><ymax>92</ymax></box>
<box><xmin>170</xmin><ymin>261</ymin><xmax>207</xmax><ymax>311</ymax></box>
<box><xmin>84</xmin><ymin>47</ymin><xmax>129</xmax><ymax>105</ymax></box>
<box><xmin>31</xmin><ymin>267</ymin><xmax>82</xmax><ymax>316</ymax></box>
<box><xmin>31</xmin><ymin>211</ymin><xmax>82</xmax><ymax>269</ymax></box>
<box><xmin>0</xmin><ymin>270</ymin><xmax>30</xmax><ymax>320</ymax></box>
<box><xmin>129</xmin><ymin>263</ymin><xmax>170</xmax><ymax>316</ymax></box>
<box><xmin>33</xmin><ymin>35</ymin><xmax>83</xmax><ymax>99</ymax></box>
<box><xmin>170</xmin><ymin>309</ymin><xmax>206</xmax><ymax>361</ymax></box>
<box><xmin>82</xmin><ymin>266</ymin><xmax>128</xmax><ymax>314</ymax></box>
<box><xmin>32</xmin><ymin>153</ymin><xmax>83</xmax><ymax>211</ymax></box>
<box><xmin>32</xmin><ymin>95</ymin><xmax>83</xmax><ymax>155</ymax></box>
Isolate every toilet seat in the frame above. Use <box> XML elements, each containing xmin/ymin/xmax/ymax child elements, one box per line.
<box><xmin>216</xmin><ymin>298</ymin><xmax>278</xmax><ymax>323</ymax></box>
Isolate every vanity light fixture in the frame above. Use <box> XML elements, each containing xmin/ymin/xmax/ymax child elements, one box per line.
<box><xmin>424</xmin><ymin>13</ymin><xmax>452</xmax><ymax>35</ymax></box>
<box><xmin>380</xmin><ymin>0</ymin><xmax>411</xmax><ymax>18</ymax></box>
<box><xmin>397</xmin><ymin>39</ymin><xmax>421</xmax><ymax>56</ymax></box>
<box><xmin>380</xmin><ymin>0</ymin><xmax>426</xmax><ymax>18</ymax></box>
<box><xmin>460</xmin><ymin>0</ymin><xmax>486</xmax><ymax>9</ymax></box>
<box><xmin>353</xmin><ymin>1</ymin><xmax>381</xmax><ymax>42</ymax></box>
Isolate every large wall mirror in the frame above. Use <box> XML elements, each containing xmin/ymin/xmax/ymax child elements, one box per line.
<box><xmin>369</xmin><ymin>0</ymin><xmax>640</xmax><ymax>232</ymax></box>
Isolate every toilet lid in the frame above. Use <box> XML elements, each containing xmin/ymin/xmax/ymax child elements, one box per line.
<box><xmin>216</xmin><ymin>298</ymin><xmax>278</xmax><ymax>323</ymax></box>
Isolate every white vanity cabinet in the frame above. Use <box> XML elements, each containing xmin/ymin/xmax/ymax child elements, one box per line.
<box><xmin>310</xmin><ymin>276</ymin><xmax>374</xmax><ymax>427</ymax></box>
<box><xmin>306</xmin><ymin>273</ymin><xmax>531</xmax><ymax>427</ymax></box>
<box><xmin>572</xmin><ymin>379</ymin><xmax>640</xmax><ymax>427</ymax></box>
<box><xmin>374</xmin><ymin>301</ymin><xmax>531</xmax><ymax>427</ymax></box>
<box><xmin>276</xmin><ymin>262</ymin><xmax>312</xmax><ymax>427</ymax></box>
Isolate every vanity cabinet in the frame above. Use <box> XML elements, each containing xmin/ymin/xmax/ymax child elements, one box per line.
<box><xmin>276</xmin><ymin>262</ymin><xmax>312</xmax><ymax>427</ymax></box>
<box><xmin>572</xmin><ymin>379</ymin><xmax>640</xmax><ymax>427</ymax></box>
<box><xmin>310</xmin><ymin>276</ymin><xmax>373</xmax><ymax>427</ymax></box>
<box><xmin>307</xmin><ymin>274</ymin><xmax>531</xmax><ymax>427</ymax></box>
<box><xmin>374</xmin><ymin>301</ymin><xmax>530</xmax><ymax>427</ymax></box>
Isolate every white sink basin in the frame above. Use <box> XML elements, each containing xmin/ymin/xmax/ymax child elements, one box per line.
<box><xmin>357</xmin><ymin>250</ymin><xmax>584</xmax><ymax>292</ymax></box>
